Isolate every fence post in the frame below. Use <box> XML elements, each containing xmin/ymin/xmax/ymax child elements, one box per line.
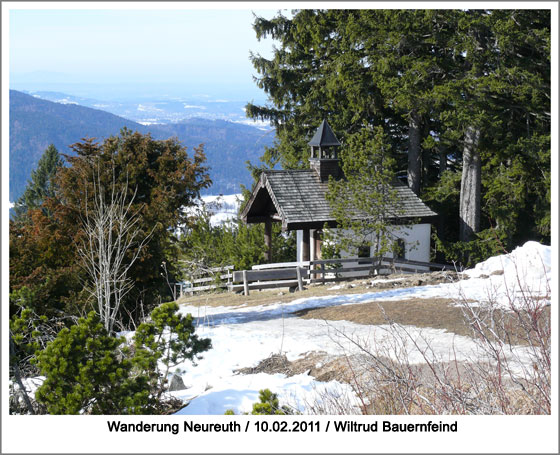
<box><xmin>243</xmin><ymin>270</ymin><xmax>249</xmax><ymax>296</ymax></box>
<box><xmin>296</xmin><ymin>267</ymin><xmax>303</xmax><ymax>292</ymax></box>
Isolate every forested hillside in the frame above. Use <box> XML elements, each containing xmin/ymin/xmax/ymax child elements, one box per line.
<box><xmin>9</xmin><ymin>90</ymin><xmax>273</xmax><ymax>200</ymax></box>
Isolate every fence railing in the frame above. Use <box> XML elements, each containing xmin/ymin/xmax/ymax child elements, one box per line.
<box><xmin>174</xmin><ymin>257</ymin><xmax>456</xmax><ymax>297</ymax></box>
<box><xmin>175</xmin><ymin>265</ymin><xmax>234</xmax><ymax>297</ymax></box>
<box><xmin>251</xmin><ymin>261</ymin><xmax>310</xmax><ymax>270</ymax></box>
<box><xmin>232</xmin><ymin>267</ymin><xmax>308</xmax><ymax>296</ymax></box>
<box><xmin>308</xmin><ymin>256</ymin><xmax>456</xmax><ymax>283</ymax></box>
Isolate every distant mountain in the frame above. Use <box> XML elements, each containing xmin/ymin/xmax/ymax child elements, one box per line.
<box><xmin>9</xmin><ymin>90</ymin><xmax>274</xmax><ymax>201</ymax></box>
<box><xmin>18</xmin><ymin>89</ymin><xmax>269</xmax><ymax>126</ymax></box>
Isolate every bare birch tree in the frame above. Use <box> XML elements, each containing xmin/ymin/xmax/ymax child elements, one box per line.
<box><xmin>78</xmin><ymin>168</ymin><xmax>152</xmax><ymax>334</ymax></box>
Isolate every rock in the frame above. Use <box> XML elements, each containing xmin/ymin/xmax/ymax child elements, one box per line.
<box><xmin>168</xmin><ymin>373</ymin><xmax>187</xmax><ymax>392</ymax></box>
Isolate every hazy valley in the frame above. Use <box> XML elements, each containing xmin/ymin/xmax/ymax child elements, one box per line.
<box><xmin>9</xmin><ymin>89</ymin><xmax>274</xmax><ymax>201</ymax></box>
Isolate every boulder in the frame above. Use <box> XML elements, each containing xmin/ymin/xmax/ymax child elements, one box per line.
<box><xmin>168</xmin><ymin>374</ymin><xmax>187</xmax><ymax>392</ymax></box>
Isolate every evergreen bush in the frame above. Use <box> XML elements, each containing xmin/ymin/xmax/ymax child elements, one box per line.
<box><xmin>133</xmin><ymin>301</ymin><xmax>212</xmax><ymax>399</ymax></box>
<box><xmin>34</xmin><ymin>312</ymin><xmax>154</xmax><ymax>414</ymax></box>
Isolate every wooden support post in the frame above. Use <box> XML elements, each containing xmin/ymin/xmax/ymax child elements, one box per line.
<box><xmin>311</xmin><ymin>229</ymin><xmax>322</xmax><ymax>260</ymax></box>
<box><xmin>296</xmin><ymin>267</ymin><xmax>303</xmax><ymax>292</ymax></box>
<box><xmin>264</xmin><ymin>218</ymin><xmax>272</xmax><ymax>262</ymax></box>
<box><xmin>243</xmin><ymin>270</ymin><xmax>250</xmax><ymax>296</ymax></box>
<box><xmin>302</xmin><ymin>229</ymin><xmax>310</xmax><ymax>262</ymax></box>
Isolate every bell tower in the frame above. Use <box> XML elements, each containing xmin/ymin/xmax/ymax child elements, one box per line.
<box><xmin>308</xmin><ymin>119</ymin><xmax>342</xmax><ymax>182</ymax></box>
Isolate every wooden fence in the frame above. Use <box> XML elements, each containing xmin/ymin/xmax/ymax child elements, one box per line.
<box><xmin>175</xmin><ymin>257</ymin><xmax>456</xmax><ymax>297</ymax></box>
<box><xmin>176</xmin><ymin>265</ymin><xmax>234</xmax><ymax>297</ymax></box>
<box><xmin>308</xmin><ymin>256</ymin><xmax>456</xmax><ymax>283</ymax></box>
<box><xmin>231</xmin><ymin>267</ymin><xmax>309</xmax><ymax>296</ymax></box>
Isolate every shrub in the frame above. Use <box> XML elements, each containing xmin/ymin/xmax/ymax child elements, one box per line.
<box><xmin>133</xmin><ymin>301</ymin><xmax>211</xmax><ymax>399</ymax></box>
<box><xmin>225</xmin><ymin>389</ymin><xmax>294</xmax><ymax>415</ymax></box>
<box><xmin>250</xmin><ymin>389</ymin><xmax>294</xmax><ymax>415</ymax></box>
<box><xmin>34</xmin><ymin>312</ymin><xmax>153</xmax><ymax>414</ymax></box>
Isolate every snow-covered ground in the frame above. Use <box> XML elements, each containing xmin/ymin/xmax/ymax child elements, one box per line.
<box><xmin>13</xmin><ymin>242</ymin><xmax>550</xmax><ymax>415</ymax></box>
<box><xmin>170</xmin><ymin>241</ymin><xmax>551</xmax><ymax>415</ymax></box>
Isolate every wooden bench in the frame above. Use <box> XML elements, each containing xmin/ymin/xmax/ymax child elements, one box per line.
<box><xmin>231</xmin><ymin>267</ymin><xmax>309</xmax><ymax>296</ymax></box>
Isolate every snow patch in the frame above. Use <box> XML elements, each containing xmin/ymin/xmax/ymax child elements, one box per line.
<box><xmin>171</xmin><ymin>242</ymin><xmax>550</xmax><ymax>414</ymax></box>
<box><xmin>458</xmin><ymin>241</ymin><xmax>551</xmax><ymax>308</ymax></box>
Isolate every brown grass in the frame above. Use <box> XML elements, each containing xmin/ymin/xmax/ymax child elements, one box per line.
<box><xmin>177</xmin><ymin>274</ymin><xmax>549</xmax><ymax>346</ymax></box>
<box><xmin>177</xmin><ymin>282</ymin><xmax>380</xmax><ymax>308</ymax></box>
<box><xmin>294</xmin><ymin>298</ymin><xmax>470</xmax><ymax>335</ymax></box>
<box><xmin>176</xmin><ymin>271</ymin><xmax>462</xmax><ymax>309</ymax></box>
<box><xmin>293</xmin><ymin>298</ymin><xmax>550</xmax><ymax>346</ymax></box>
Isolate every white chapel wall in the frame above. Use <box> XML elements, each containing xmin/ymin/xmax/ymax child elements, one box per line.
<box><xmin>296</xmin><ymin>223</ymin><xmax>432</xmax><ymax>272</ymax></box>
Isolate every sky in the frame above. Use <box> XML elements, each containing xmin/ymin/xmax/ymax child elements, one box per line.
<box><xmin>8</xmin><ymin>7</ymin><xmax>284</xmax><ymax>99</ymax></box>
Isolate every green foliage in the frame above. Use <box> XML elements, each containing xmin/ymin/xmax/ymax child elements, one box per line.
<box><xmin>133</xmin><ymin>302</ymin><xmax>211</xmax><ymax>398</ymax></box>
<box><xmin>14</xmin><ymin>144</ymin><xmax>63</xmax><ymax>219</ymax></box>
<box><xmin>433</xmin><ymin>229</ymin><xmax>505</xmax><ymax>268</ymax></box>
<box><xmin>422</xmin><ymin>170</ymin><xmax>462</xmax><ymax>237</ymax></box>
<box><xmin>56</xmin><ymin>130</ymin><xmax>211</xmax><ymax>317</ymax></box>
<box><xmin>32</xmin><ymin>303</ymin><xmax>209</xmax><ymax>415</ymax></box>
<box><xmin>250</xmin><ymin>389</ymin><xmax>294</xmax><ymax>415</ymax></box>
<box><xmin>248</xmin><ymin>9</ymin><xmax>550</xmax><ymax>266</ymax></box>
<box><xmin>224</xmin><ymin>389</ymin><xmax>294</xmax><ymax>415</ymax></box>
<box><xmin>180</xmin><ymin>201</ymin><xmax>296</xmax><ymax>273</ymax></box>
<box><xmin>9</xmin><ymin>300</ymin><xmax>44</xmax><ymax>376</ymax></box>
<box><xmin>326</xmin><ymin>126</ymin><xmax>402</xmax><ymax>259</ymax></box>
<box><xmin>34</xmin><ymin>312</ymin><xmax>154</xmax><ymax>415</ymax></box>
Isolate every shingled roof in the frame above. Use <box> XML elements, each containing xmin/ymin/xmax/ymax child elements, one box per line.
<box><xmin>308</xmin><ymin>119</ymin><xmax>341</xmax><ymax>147</ymax></box>
<box><xmin>242</xmin><ymin>169</ymin><xmax>437</xmax><ymax>231</ymax></box>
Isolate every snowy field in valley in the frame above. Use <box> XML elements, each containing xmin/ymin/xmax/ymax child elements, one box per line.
<box><xmin>181</xmin><ymin>194</ymin><xmax>242</xmax><ymax>226</ymax></box>
<box><xmin>200</xmin><ymin>194</ymin><xmax>242</xmax><ymax>226</ymax></box>
<box><xmin>170</xmin><ymin>241</ymin><xmax>551</xmax><ymax>415</ymax></box>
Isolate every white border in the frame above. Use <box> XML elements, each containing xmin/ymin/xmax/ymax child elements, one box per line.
<box><xmin>2</xmin><ymin>2</ymin><xmax>558</xmax><ymax>454</ymax></box>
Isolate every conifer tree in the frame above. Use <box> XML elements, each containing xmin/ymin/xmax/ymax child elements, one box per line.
<box><xmin>247</xmin><ymin>9</ymin><xmax>550</xmax><ymax>264</ymax></box>
<box><xmin>133</xmin><ymin>302</ymin><xmax>211</xmax><ymax>399</ymax></box>
<box><xmin>34</xmin><ymin>312</ymin><xmax>154</xmax><ymax>414</ymax></box>
<box><xmin>326</xmin><ymin>126</ymin><xmax>402</xmax><ymax>262</ymax></box>
<box><xmin>14</xmin><ymin>144</ymin><xmax>63</xmax><ymax>218</ymax></box>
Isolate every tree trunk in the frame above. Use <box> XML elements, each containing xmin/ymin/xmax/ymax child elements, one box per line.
<box><xmin>10</xmin><ymin>335</ymin><xmax>35</xmax><ymax>415</ymax></box>
<box><xmin>459</xmin><ymin>126</ymin><xmax>481</xmax><ymax>242</ymax></box>
<box><xmin>439</xmin><ymin>145</ymin><xmax>447</xmax><ymax>176</ymax></box>
<box><xmin>407</xmin><ymin>110</ymin><xmax>422</xmax><ymax>195</ymax></box>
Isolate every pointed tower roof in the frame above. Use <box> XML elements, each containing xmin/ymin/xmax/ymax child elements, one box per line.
<box><xmin>308</xmin><ymin>119</ymin><xmax>341</xmax><ymax>147</ymax></box>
